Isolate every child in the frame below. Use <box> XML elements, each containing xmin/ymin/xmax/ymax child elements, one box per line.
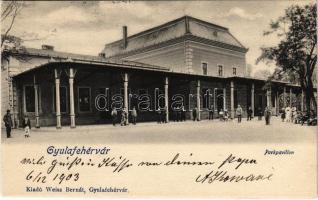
<box><xmin>224</xmin><ymin>109</ymin><xmax>229</xmax><ymax>121</ymax></box>
<box><xmin>22</xmin><ymin>115</ymin><xmax>31</xmax><ymax>138</ymax></box>
<box><xmin>121</xmin><ymin>109</ymin><xmax>128</xmax><ymax>126</ymax></box>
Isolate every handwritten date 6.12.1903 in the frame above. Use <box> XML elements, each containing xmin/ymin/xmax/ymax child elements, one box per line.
<box><xmin>26</xmin><ymin>170</ymin><xmax>79</xmax><ymax>184</ymax></box>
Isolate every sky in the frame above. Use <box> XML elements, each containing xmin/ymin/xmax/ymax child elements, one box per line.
<box><xmin>1</xmin><ymin>0</ymin><xmax>314</xmax><ymax>75</ymax></box>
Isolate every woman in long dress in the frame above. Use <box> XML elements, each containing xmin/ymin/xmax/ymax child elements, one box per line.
<box><xmin>285</xmin><ymin>107</ymin><xmax>291</xmax><ymax>122</ymax></box>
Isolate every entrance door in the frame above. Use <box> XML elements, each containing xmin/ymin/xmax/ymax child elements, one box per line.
<box><xmin>215</xmin><ymin>88</ymin><xmax>224</xmax><ymax>112</ymax></box>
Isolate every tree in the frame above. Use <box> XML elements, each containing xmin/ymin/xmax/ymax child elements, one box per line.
<box><xmin>1</xmin><ymin>1</ymin><xmax>25</xmax><ymax>48</ymax></box>
<box><xmin>257</xmin><ymin>3</ymin><xmax>317</xmax><ymax>111</ymax></box>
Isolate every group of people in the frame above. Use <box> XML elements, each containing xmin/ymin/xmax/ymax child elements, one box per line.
<box><xmin>172</xmin><ymin>106</ymin><xmax>186</xmax><ymax>122</ymax></box>
<box><xmin>280</xmin><ymin>106</ymin><xmax>297</xmax><ymax>123</ymax></box>
<box><xmin>211</xmin><ymin>105</ymin><xmax>254</xmax><ymax>123</ymax></box>
<box><xmin>280</xmin><ymin>107</ymin><xmax>317</xmax><ymax>126</ymax></box>
<box><xmin>3</xmin><ymin>109</ymin><xmax>31</xmax><ymax>138</ymax></box>
<box><xmin>215</xmin><ymin>105</ymin><xmax>272</xmax><ymax>125</ymax></box>
<box><xmin>6</xmin><ymin>104</ymin><xmax>313</xmax><ymax>139</ymax></box>
<box><xmin>111</xmin><ymin>107</ymin><xmax>138</xmax><ymax>126</ymax></box>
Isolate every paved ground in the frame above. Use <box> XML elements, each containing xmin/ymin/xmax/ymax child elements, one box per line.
<box><xmin>1</xmin><ymin>117</ymin><xmax>316</xmax><ymax>144</ymax></box>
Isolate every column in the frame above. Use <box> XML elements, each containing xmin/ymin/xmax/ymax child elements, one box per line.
<box><xmin>164</xmin><ymin>77</ymin><xmax>169</xmax><ymax>123</ymax></box>
<box><xmin>275</xmin><ymin>90</ymin><xmax>279</xmax><ymax>115</ymax></box>
<box><xmin>251</xmin><ymin>83</ymin><xmax>255</xmax><ymax>118</ymax></box>
<box><xmin>69</xmin><ymin>68</ymin><xmax>76</xmax><ymax>128</ymax></box>
<box><xmin>230</xmin><ymin>81</ymin><xmax>234</xmax><ymax>119</ymax></box>
<box><xmin>267</xmin><ymin>87</ymin><xmax>272</xmax><ymax>108</ymax></box>
<box><xmin>301</xmin><ymin>89</ymin><xmax>304</xmax><ymax>111</ymax></box>
<box><xmin>196</xmin><ymin>80</ymin><xmax>201</xmax><ymax>121</ymax></box>
<box><xmin>34</xmin><ymin>75</ymin><xmax>40</xmax><ymax>128</ymax></box>
<box><xmin>124</xmin><ymin>73</ymin><xmax>129</xmax><ymax>124</ymax></box>
<box><xmin>223</xmin><ymin>88</ymin><xmax>226</xmax><ymax>110</ymax></box>
<box><xmin>54</xmin><ymin>69</ymin><xmax>61</xmax><ymax>129</ymax></box>
<box><xmin>289</xmin><ymin>88</ymin><xmax>292</xmax><ymax>107</ymax></box>
<box><xmin>283</xmin><ymin>87</ymin><xmax>286</xmax><ymax>108</ymax></box>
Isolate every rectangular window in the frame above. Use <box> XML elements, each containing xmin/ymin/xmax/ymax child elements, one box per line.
<box><xmin>78</xmin><ymin>87</ymin><xmax>91</xmax><ymax>112</ymax></box>
<box><xmin>233</xmin><ymin>67</ymin><xmax>237</xmax><ymax>76</ymax></box>
<box><xmin>218</xmin><ymin>65</ymin><xmax>223</xmax><ymax>76</ymax></box>
<box><xmin>202</xmin><ymin>62</ymin><xmax>208</xmax><ymax>75</ymax></box>
<box><xmin>214</xmin><ymin>88</ymin><xmax>224</xmax><ymax>112</ymax></box>
<box><xmin>202</xmin><ymin>88</ymin><xmax>212</xmax><ymax>109</ymax></box>
<box><xmin>25</xmin><ymin>86</ymin><xmax>35</xmax><ymax>112</ymax></box>
<box><xmin>53</xmin><ymin>86</ymin><xmax>67</xmax><ymax>113</ymax></box>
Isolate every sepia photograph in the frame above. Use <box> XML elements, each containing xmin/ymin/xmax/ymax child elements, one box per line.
<box><xmin>1</xmin><ymin>0</ymin><xmax>317</xmax><ymax>198</ymax></box>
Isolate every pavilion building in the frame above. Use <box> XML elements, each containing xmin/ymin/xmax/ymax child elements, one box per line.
<box><xmin>1</xmin><ymin>16</ymin><xmax>307</xmax><ymax>128</ymax></box>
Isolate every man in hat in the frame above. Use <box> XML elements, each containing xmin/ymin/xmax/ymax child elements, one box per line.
<box><xmin>3</xmin><ymin>110</ymin><xmax>13</xmax><ymax>138</ymax></box>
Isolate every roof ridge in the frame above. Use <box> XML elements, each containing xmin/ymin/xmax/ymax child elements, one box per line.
<box><xmin>24</xmin><ymin>47</ymin><xmax>98</xmax><ymax>57</ymax></box>
<box><xmin>104</xmin><ymin>15</ymin><xmax>229</xmax><ymax>47</ymax></box>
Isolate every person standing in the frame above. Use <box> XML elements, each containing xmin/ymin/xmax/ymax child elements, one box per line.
<box><xmin>131</xmin><ymin>107</ymin><xmax>137</xmax><ymax>125</ymax></box>
<box><xmin>224</xmin><ymin>109</ymin><xmax>229</xmax><ymax>121</ymax></box>
<box><xmin>22</xmin><ymin>115</ymin><xmax>31</xmax><ymax>138</ymax></box>
<box><xmin>285</xmin><ymin>106</ymin><xmax>291</xmax><ymax>122</ymax></box>
<box><xmin>111</xmin><ymin>107</ymin><xmax>118</xmax><ymax>126</ymax></box>
<box><xmin>281</xmin><ymin>107</ymin><xmax>286</xmax><ymax>122</ymax></box>
<box><xmin>247</xmin><ymin>106</ymin><xmax>253</xmax><ymax>121</ymax></box>
<box><xmin>157</xmin><ymin>109</ymin><xmax>162</xmax><ymax>123</ymax></box>
<box><xmin>257</xmin><ymin>107</ymin><xmax>263</xmax><ymax>120</ymax></box>
<box><xmin>181</xmin><ymin>106</ymin><xmax>186</xmax><ymax>121</ymax></box>
<box><xmin>218</xmin><ymin>109</ymin><xmax>224</xmax><ymax>121</ymax></box>
<box><xmin>209</xmin><ymin>105</ymin><xmax>214</xmax><ymax>120</ymax></box>
<box><xmin>120</xmin><ymin>108</ymin><xmax>127</xmax><ymax>126</ymax></box>
<box><xmin>264</xmin><ymin>106</ymin><xmax>272</xmax><ymax>125</ymax></box>
<box><xmin>173</xmin><ymin>106</ymin><xmax>178</xmax><ymax>122</ymax></box>
<box><xmin>177</xmin><ymin>107</ymin><xmax>182</xmax><ymax>122</ymax></box>
<box><xmin>192</xmin><ymin>107</ymin><xmax>197</xmax><ymax>121</ymax></box>
<box><xmin>3</xmin><ymin>110</ymin><xmax>13</xmax><ymax>138</ymax></box>
<box><xmin>291</xmin><ymin>107</ymin><xmax>297</xmax><ymax>123</ymax></box>
<box><xmin>162</xmin><ymin>106</ymin><xmax>167</xmax><ymax>123</ymax></box>
<box><xmin>236</xmin><ymin>105</ymin><xmax>243</xmax><ymax>123</ymax></box>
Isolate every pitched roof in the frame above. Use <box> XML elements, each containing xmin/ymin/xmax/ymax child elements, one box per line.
<box><xmin>101</xmin><ymin>15</ymin><xmax>247</xmax><ymax>58</ymax></box>
<box><xmin>7</xmin><ymin>47</ymin><xmax>170</xmax><ymax>77</ymax></box>
<box><xmin>9</xmin><ymin>47</ymin><xmax>103</xmax><ymax>61</ymax></box>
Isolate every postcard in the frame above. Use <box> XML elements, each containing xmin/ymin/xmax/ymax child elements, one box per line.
<box><xmin>1</xmin><ymin>0</ymin><xmax>317</xmax><ymax>198</ymax></box>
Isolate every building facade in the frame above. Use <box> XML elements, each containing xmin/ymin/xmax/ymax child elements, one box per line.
<box><xmin>101</xmin><ymin>16</ymin><xmax>247</xmax><ymax>77</ymax></box>
<box><xmin>1</xmin><ymin>16</ymin><xmax>309</xmax><ymax>128</ymax></box>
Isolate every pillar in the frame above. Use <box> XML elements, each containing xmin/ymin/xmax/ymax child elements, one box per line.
<box><xmin>289</xmin><ymin>88</ymin><xmax>292</xmax><ymax>107</ymax></box>
<box><xmin>165</xmin><ymin>77</ymin><xmax>169</xmax><ymax>123</ymax></box>
<box><xmin>275</xmin><ymin>90</ymin><xmax>279</xmax><ymax>115</ymax></box>
<box><xmin>69</xmin><ymin>68</ymin><xmax>76</xmax><ymax>128</ymax></box>
<box><xmin>267</xmin><ymin>87</ymin><xmax>271</xmax><ymax>108</ymax></box>
<box><xmin>196</xmin><ymin>80</ymin><xmax>201</xmax><ymax>121</ymax></box>
<box><xmin>230</xmin><ymin>81</ymin><xmax>234</xmax><ymax>119</ymax></box>
<box><xmin>251</xmin><ymin>83</ymin><xmax>255</xmax><ymax>118</ymax></box>
<box><xmin>301</xmin><ymin>89</ymin><xmax>304</xmax><ymax>112</ymax></box>
<box><xmin>54</xmin><ymin>69</ymin><xmax>61</xmax><ymax>129</ymax></box>
<box><xmin>34</xmin><ymin>75</ymin><xmax>40</xmax><ymax>128</ymax></box>
<box><xmin>283</xmin><ymin>87</ymin><xmax>286</xmax><ymax>108</ymax></box>
<box><xmin>223</xmin><ymin>88</ymin><xmax>226</xmax><ymax>110</ymax></box>
<box><xmin>123</xmin><ymin>73</ymin><xmax>129</xmax><ymax>124</ymax></box>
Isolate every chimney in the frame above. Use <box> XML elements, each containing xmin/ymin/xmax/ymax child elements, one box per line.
<box><xmin>99</xmin><ymin>52</ymin><xmax>106</xmax><ymax>58</ymax></box>
<box><xmin>122</xmin><ymin>26</ymin><xmax>127</xmax><ymax>49</ymax></box>
<box><xmin>42</xmin><ymin>44</ymin><xmax>54</xmax><ymax>51</ymax></box>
